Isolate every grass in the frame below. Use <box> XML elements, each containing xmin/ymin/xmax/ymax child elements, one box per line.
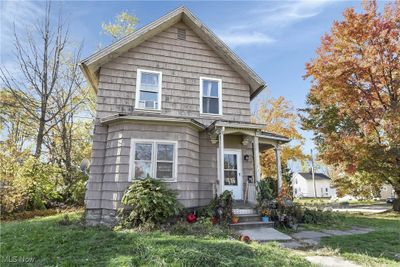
<box><xmin>294</xmin><ymin>198</ymin><xmax>385</xmax><ymax>207</ymax></box>
<box><xmin>318</xmin><ymin>212</ymin><xmax>400</xmax><ymax>266</ymax></box>
<box><xmin>1</xmin><ymin>211</ymin><xmax>312</xmax><ymax>267</ymax></box>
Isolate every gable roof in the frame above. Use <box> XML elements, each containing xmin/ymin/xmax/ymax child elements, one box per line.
<box><xmin>298</xmin><ymin>172</ymin><xmax>331</xmax><ymax>180</ymax></box>
<box><xmin>80</xmin><ymin>6</ymin><xmax>266</xmax><ymax>99</ymax></box>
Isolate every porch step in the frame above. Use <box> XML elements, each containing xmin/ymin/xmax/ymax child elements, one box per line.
<box><xmin>233</xmin><ymin>208</ymin><xmax>256</xmax><ymax>215</ymax></box>
<box><xmin>236</xmin><ymin>214</ymin><xmax>261</xmax><ymax>223</ymax></box>
<box><xmin>230</xmin><ymin>221</ymin><xmax>274</xmax><ymax>230</ymax></box>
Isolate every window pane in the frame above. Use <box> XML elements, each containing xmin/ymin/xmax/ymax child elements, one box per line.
<box><xmin>224</xmin><ymin>171</ymin><xmax>237</xmax><ymax>185</ymax></box>
<box><xmin>140</xmin><ymin>72</ymin><xmax>159</xmax><ymax>91</ymax></box>
<box><xmin>157</xmin><ymin>144</ymin><xmax>174</xmax><ymax>161</ymax></box>
<box><xmin>157</xmin><ymin>162</ymin><xmax>173</xmax><ymax>178</ymax></box>
<box><xmin>202</xmin><ymin>97</ymin><xmax>219</xmax><ymax>114</ymax></box>
<box><xmin>224</xmin><ymin>154</ymin><xmax>237</xmax><ymax>170</ymax></box>
<box><xmin>139</xmin><ymin>91</ymin><xmax>158</xmax><ymax>109</ymax></box>
<box><xmin>139</xmin><ymin>91</ymin><xmax>158</xmax><ymax>101</ymax></box>
<box><xmin>135</xmin><ymin>161</ymin><xmax>152</xmax><ymax>179</ymax></box>
<box><xmin>202</xmin><ymin>80</ymin><xmax>219</xmax><ymax>97</ymax></box>
<box><xmin>135</xmin><ymin>143</ymin><xmax>152</xmax><ymax>160</ymax></box>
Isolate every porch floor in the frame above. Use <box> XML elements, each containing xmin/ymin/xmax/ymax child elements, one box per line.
<box><xmin>232</xmin><ymin>200</ymin><xmax>256</xmax><ymax>209</ymax></box>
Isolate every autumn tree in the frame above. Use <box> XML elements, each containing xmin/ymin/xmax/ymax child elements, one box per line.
<box><xmin>0</xmin><ymin>2</ymin><xmax>83</xmax><ymax>158</ymax></box>
<box><xmin>253</xmin><ymin>93</ymin><xmax>307</xmax><ymax>181</ymax></box>
<box><xmin>0</xmin><ymin>90</ymin><xmax>35</xmax><ymax>151</ymax></box>
<box><xmin>102</xmin><ymin>11</ymin><xmax>139</xmax><ymax>40</ymax></box>
<box><xmin>301</xmin><ymin>1</ymin><xmax>400</xmax><ymax>210</ymax></box>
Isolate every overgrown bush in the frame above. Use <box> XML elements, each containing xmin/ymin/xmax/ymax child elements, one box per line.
<box><xmin>302</xmin><ymin>208</ymin><xmax>338</xmax><ymax>224</ymax></box>
<box><xmin>256</xmin><ymin>179</ymin><xmax>275</xmax><ymax>207</ymax></box>
<box><xmin>0</xmin><ymin>152</ymin><xmax>62</xmax><ymax>214</ymax></box>
<box><xmin>117</xmin><ymin>178</ymin><xmax>182</xmax><ymax>229</ymax></box>
<box><xmin>197</xmin><ymin>190</ymin><xmax>233</xmax><ymax>225</ymax></box>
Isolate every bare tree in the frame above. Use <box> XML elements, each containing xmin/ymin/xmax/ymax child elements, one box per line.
<box><xmin>0</xmin><ymin>2</ymin><xmax>83</xmax><ymax>158</ymax></box>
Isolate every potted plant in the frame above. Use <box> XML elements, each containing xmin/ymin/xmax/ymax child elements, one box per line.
<box><xmin>231</xmin><ymin>214</ymin><xmax>240</xmax><ymax>224</ymax></box>
<box><xmin>261</xmin><ymin>209</ymin><xmax>270</xmax><ymax>222</ymax></box>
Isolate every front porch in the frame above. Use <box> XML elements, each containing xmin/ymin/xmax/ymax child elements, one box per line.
<box><xmin>208</xmin><ymin>121</ymin><xmax>290</xmax><ymax>204</ymax></box>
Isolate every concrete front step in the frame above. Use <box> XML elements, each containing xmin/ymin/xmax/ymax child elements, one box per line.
<box><xmin>236</xmin><ymin>214</ymin><xmax>261</xmax><ymax>223</ymax></box>
<box><xmin>233</xmin><ymin>208</ymin><xmax>257</xmax><ymax>215</ymax></box>
<box><xmin>230</xmin><ymin>221</ymin><xmax>274</xmax><ymax>230</ymax></box>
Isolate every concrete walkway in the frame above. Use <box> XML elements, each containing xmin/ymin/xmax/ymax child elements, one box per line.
<box><xmin>280</xmin><ymin>227</ymin><xmax>373</xmax><ymax>249</ymax></box>
<box><xmin>332</xmin><ymin>204</ymin><xmax>390</xmax><ymax>213</ymax></box>
<box><xmin>306</xmin><ymin>256</ymin><xmax>362</xmax><ymax>267</ymax></box>
<box><xmin>238</xmin><ymin>228</ymin><xmax>292</xmax><ymax>242</ymax></box>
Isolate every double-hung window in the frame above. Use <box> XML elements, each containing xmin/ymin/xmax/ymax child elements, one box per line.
<box><xmin>130</xmin><ymin>139</ymin><xmax>177</xmax><ymax>181</ymax></box>
<box><xmin>135</xmin><ymin>69</ymin><xmax>162</xmax><ymax>110</ymax></box>
<box><xmin>200</xmin><ymin>77</ymin><xmax>222</xmax><ymax>115</ymax></box>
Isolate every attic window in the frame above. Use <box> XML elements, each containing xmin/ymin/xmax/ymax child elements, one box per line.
<box><xmin>177</xmin><ymin>28</ymin><xmax>186</xmax><ymax>40</ymax></box>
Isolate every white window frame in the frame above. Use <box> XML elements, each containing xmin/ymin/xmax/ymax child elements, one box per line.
<box><xmin>129</xmin><ymin>139</ymin><xmax>177</xmax><ymax>182</ymax></box>
<box><xmin>199</xmin><ymin>77</ymin><xmax>223</xmax><ymax>116</ymax></box>
<box><xmin>135</xmin><ymin>69</ymin><xmax>163</xmax><ymax>111</ymax></box>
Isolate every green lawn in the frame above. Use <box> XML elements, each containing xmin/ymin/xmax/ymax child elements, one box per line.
<box><xmin>1</xmin><ymin>211</ymin><xmax>311</xmax><ymax>267</ymax></box>
<box><xmin>319</xmin><ymin>212</ymin><xmax>400</xmax><ymax>266</ymax></box>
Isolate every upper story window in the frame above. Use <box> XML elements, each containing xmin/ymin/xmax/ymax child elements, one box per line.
<box><xmin>135</xmin><ymin>69</ymin><xmax>162</xmax><ymax>110</ymax></box>
<box><xmin>200</xmin><ymin>77</ymin><xmax>222</xmax><ymax>115</ymax></box>
<box><xmin>129</xmin><ymin>139</ymin><xmax>177</xmax><ymax>181</ymax></box>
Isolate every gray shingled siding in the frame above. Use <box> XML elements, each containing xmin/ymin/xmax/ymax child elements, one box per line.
<box><xmin>95</xmin><ymin>22</ymin><xmax>251</xmax><ymax>124</ymax></box>
<box><xmin>85</xmin><ymin>21</ymin><xmax>255</xmax><ymax>225</ymax></box>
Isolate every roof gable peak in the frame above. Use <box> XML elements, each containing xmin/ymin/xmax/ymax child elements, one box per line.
<box><xmin>80</xmin><ymin>6</ymin><xmax>265</xmax><ymax>99</ymax></box>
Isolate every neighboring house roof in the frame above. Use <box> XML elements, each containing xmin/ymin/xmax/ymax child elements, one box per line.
<box><xmin>80</xmin><ymin>6</ymin><xmax>266</xmax><ymax>99</ymax></box>
<box><xmin>297</xmin><ymin>172</ymin><xmax>331</xmax><ymax>180</ymax></box>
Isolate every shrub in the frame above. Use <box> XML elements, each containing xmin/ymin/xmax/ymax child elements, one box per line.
<box><xmin>302</xmin><ymin>208</ymin><xmax>337</xmax><ymax>224</ymax></box>
<box><xmin>256</xmin><ymin>179</ymin><xmax>275</xmax><ymax>204</ymax></box>
<box><xmin>197</xmin><ymin>190</ymin><xmax>233</xmax><ymax>225</ymax></box>
<box><xmin>67</xmin><ymin>169</ymin><xmax>88</xmax><ymax>205</ymax></box>
<box><xmin>0</xmin><ymin>153</ymin><xmax>62</xmax><ymax>214</ymax></box>
<box><xmin>118</xmin><ymin>178</ymin><xmax>182</xmax><ymax>229</ymax></box>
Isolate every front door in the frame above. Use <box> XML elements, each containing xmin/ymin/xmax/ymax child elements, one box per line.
<box><xmin>222</xmin><ymin>149</ymin><xmax>243</xmax><ymax>200</ymax></box>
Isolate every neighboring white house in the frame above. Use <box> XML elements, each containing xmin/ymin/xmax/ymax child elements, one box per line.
<box><xmin>380</xmin><ymin>184</ymin><xmax>396</xmax><ymax>199</ymax></box>
<box><xmin>292</xmin><ymin>172</ymin><xmax>337</xmax><ymax>198</ymax></box>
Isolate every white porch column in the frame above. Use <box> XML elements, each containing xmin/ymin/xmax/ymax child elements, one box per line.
<box><xmin>218</xmin><ymin>127</ymin><xmax>225</xmax><ymax>194</ymax></box>
<box><xmin>275</xmin><ymin>145</ymin><xmax>282</xmax><ymax>193</ymax></box>
<box><xmin>254</xmin><ymin>136</ymin><xmax>261</xmax><ymax>183</ymax></box>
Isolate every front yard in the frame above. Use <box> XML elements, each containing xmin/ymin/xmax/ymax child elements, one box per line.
<box><xmin>1</xmin><ymin>209</ymin><xmax>399</xmax><ymax>266</ymax></box>
<box><xmin>318</xmin><ymin>212</ymin><xmax>400</xmax><ymax>266</ymax></box>
<box><xmin>1</xmin><ymin>211</ymin><xmax>309</xmax><ymax>267</ymax></box>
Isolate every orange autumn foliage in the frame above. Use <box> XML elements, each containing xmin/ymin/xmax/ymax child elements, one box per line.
<box><xmin>301</xmin><ymin>0</ymin><xmax>400</xmax><ymax>204</ymax></box>
<box><xmin>253</xmin><ymin>93</ymin><xmax>307</xmax><ymax>178</ymax></box>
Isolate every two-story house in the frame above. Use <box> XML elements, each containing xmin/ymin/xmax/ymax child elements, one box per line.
<box><xmin>80</xmin><ymin>7</ymin><xmax>290</xmax><ymax>225</ymax></box>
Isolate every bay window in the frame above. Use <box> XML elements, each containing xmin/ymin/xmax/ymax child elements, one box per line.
<box><xmin>130</xmin><ymin>139</ymin><xmax>177</xmax><ymax>181</ymax></box>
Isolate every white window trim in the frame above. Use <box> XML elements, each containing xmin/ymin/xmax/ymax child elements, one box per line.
<box><xmin>199</xmin><ymin>76</ymin><xmax>223</xmax><ymax>116</ymax></box>
<box><xmin>128</xmin><ymin>139</ymin><xmax>178</xmax><ymax>182</ymax></box>
<box><xmin>135</xmin><ymin>69</ymin><xmax>163</xmax><ymax>111</ymax></box>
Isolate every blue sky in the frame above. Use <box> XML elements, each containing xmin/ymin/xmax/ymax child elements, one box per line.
<box><xmin>1</xmin><ymin>0</ymin><xmax>372</xmax><ymax>166</ymax></box>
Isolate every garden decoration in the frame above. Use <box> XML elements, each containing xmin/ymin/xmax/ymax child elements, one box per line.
<box><xmin>261</xmin><ymin>209</ymin><xmax>270</xmax><ymax>222</ymax></box>
<box><xmin>186</xmin><ymin>213</ymin><xmax>197</xmax><ymax>223</ymax></box>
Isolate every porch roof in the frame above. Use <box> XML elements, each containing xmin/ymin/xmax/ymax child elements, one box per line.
<box><xmin>100</xmin><ymin>113</ymin><xmax>206</xmax><ymax>130</ymax></box>
<box><xmin>207</xmin><ymin>120</ymin><xmax>291</xmax><ymax>144</ymax></box>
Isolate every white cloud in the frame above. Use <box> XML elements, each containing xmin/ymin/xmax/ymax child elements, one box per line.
<box><xmin>219</xmin><ymin>31</ymin><xmax>276</xmax><ymax>47</ymax></box>
<box><xmin>1</xmin><ymin>1</ymin><xmax>44</xmax><ymax>62</ymax></box>
<box><xmin>219</xmin><ymin>0</ymin><xmax>334</xmax><ymax>47</ymax></box>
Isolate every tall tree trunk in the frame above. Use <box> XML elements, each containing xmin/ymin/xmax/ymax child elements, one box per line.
<box><xmin>393</xmin><ymin>188</ymin><xmax>400</xmax><ymax>212</ymax></box>
<box><xmin>35</xmin><ymin>116</ymin><xmax>46</xmax><ymax>158</ymax></box>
